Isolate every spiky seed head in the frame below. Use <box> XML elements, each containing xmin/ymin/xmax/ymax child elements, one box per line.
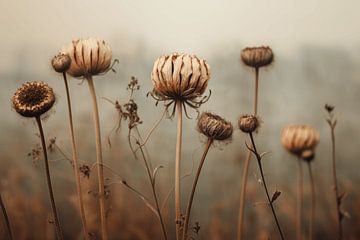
<box><xmin>61</xmin><ymin>38</ymin><xmax>112</xmax><ymax>78</ymax></box>
<box><xmin>281</xmin><ymin>124</ymin><xmax>320</xmax><ymax>159</ymax></box>
<box><xmin>151</xmin><ymin>53</ymin><xmax>210</xmax><ymax>101</ymax></box>
<box><xmin>238</xmin><ymin>114</ymin><xmax>259</xmax><ymax>133</ymax></box>
<box><xmin>51</xmin><ymin>53</ymin><xmax>71</xmax><ymax>73</ymax></box>
<box><xmin>12</xmin><ymin>81</ymin><xmax>55</xmax><ymax>118</ymax></box>
<box><xmin>241</xmin><ymin>46</ymin><xmax>274</xmax><ymax>68</ymax></box>
<box><xmin>197</xmin><ymin>112</ymin><xmax>233</xmax><ymax>141</ymax></box>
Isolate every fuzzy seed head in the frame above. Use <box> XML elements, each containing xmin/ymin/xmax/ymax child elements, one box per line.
<box><xmin>238</xmin><ymin>115</ymin><xmax>259</xmax><ymax>133</ymax></box>
<box><xmin>12</xmin><ymin>81</ymin><xmax>55</xmax><ymax>118</ymax></box>
<box><xmin>281</xmin><ymin>124</ymin><xmax>320</xmax><ymax>159</ymax></box>
<box><xmin>241</xmin><ymin>46</ymin><xmax>274</xmax><ymax>68</ymax></box>
<box><xmin>197</xmin><ymin>112</ymin><xmax>233</xmax><ymax>141</ymax></box>
<box><xmin>151</xmin><ymin>53</ymin><xmax>210</xmax><ymax>101</ymax></box>
<box><xmin>61</xmin><ymin>38</ymin><xmax>112</xmax><ymax>78</ymax></box>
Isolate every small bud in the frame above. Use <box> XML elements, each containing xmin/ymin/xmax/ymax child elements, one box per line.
<box><xmin>197</xmin><ymin>112</ymin><xmax>233</xmax><ymax>141</ymax></box>
<box><xmin>325</xmin><ymin>104</ymin><xmax>335</xmax><ymax>113</ymax></box>
<box><xmin>301</xmin><ymin>149</ymin><xmax>315</xmax><ymax>162</ymax></box>
<box><xmin>238</xmin><ymin>114</ymin><xmax>259</xmax><ymax>133</ymax></box>
<box><xmin>51</xmin><ymin>53</ymin><xmax>71</xmax><ymax>73</ymax></box>
<box><xmin>241</xmin><ymin>46</ymin><xmax>274</xmax><ymax>68</ymax></box>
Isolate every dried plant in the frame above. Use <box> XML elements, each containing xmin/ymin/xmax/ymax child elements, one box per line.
<box><xmin>12</xmin><ymin>81</ymin><xmax>63</xmax><ymax>240</ymax></box>
<box><xmin>237</xmin><ymin>46</ymin><xmax>274</xmax><ymax>240</ymax></box>
<box><xmin>0</xmin><ymin>193</ymin><xmax>13</xmax><ymax>240</ymax></box>
<box><xmin>61</xmin><ymin>37</ymin><xmax>113</xmax><ymax>240</ymax></box>
<box><xmin>51</xmin><ymin>52</ymin><xmax>89</xmax><ymax>239</ymax></box>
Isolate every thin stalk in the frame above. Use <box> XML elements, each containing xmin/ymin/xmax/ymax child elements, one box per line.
<box><xmin>307</xmin><ymin>162</ymin><xmax>315</xmax><ymax>240</ymax></box>
<box><xmin>297</xmin><ymin>158</ymin><xmax>303</xmax><ymax>240</ymax></box>
<box><xmin>35</xmin><ymin>116</ymin><xmax>63</xmax><ymax>240</ymax></box>
<box><xmin>86</xmin><ymin>76</ymin><xmax>107</xmax><ymax>240</ymax></box>
<box><xmin>0</xmin><ymin>193</ymin><xmax>13</xmax><ymax>240</ymax></box>
<box><xmin>63</xmin><ymin>73</ymin><xmax>89</xmax><ymax>239</ymax></box>
<box><xmin>249</xmin><ymin>133</ymin><xmax>285</xmax><ymax>240</ymax></box>
<box><xmin>237</xmin><ymin>67</ymin><xmax>259</xmax><ymax>240</ymax></box>
<box><xmin>175</xmin><ymin>101</ymin><xmax>183</xmax><ymax>240</ymax></box>
<box><xmin>182</xmin><ymin>138</ymin><xmax>213</xmax><ymax>240</ymax></box>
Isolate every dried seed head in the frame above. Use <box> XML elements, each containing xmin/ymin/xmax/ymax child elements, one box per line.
<box><xmin>241</xmin><ymin>46</ymin><xmax>274</xmax><ymax>68</ymax></box>
<box><xmin>197</xmin><ymin>112</ymin><xmax>233</xmax><ymax>141</ymax></box>
<box><xmin>51</xmin><ymin>53</ymin><xmax>71</xmax><ymax>73</ymax></box>
<box><xmin>12</xmin><ymin>81</ymin><xmax>55</xmax><ymax>118</ymax></box>
<box><xmin>151</xmin><ymin>53</ymin><xmax>210</xmax><ymax>101</ymax></box>
<box><xmin>281</xmin><ymin>124</ymin><xmax>320</xmax><ymax>159</ymax></box>
<box><xmin>238</xmin><ymin>114</ymin><xmax>260</xmax><ymax>133</ymax></box>
<box><xmin>61</xmin><ymin>38</ymin><xmax>112</xmax><ymax>78</ymax></box>
<box><xmin>301</xmin><ymin>149</ymin><xmax>315</xmax><ymax>162</ymax></box>
<box><xmin>325</xmin><ymin>103</ymin><xmax>334</xmax><ymax>113</ymax></box>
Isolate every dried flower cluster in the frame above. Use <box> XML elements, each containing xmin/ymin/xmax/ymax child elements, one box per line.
<box><xmin>241</xmin><ymin>46</ymin><xmax>274</xmax><ymax>68</ymax></box>
<box><xmin>197</xmin><ymin>112</ymin><xmax>233</xmax><ymax>141</ymax></box>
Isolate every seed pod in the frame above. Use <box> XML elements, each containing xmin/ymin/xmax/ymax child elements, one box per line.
<box><xmin>197</xmin><ymin>112</ymin><xmax>233</xmax><ymax>141</ymax></box>
<box><xmin>281</xmin><ymin>124</ymin><xmax>320</xmax><ymax>158</ymax></box>
<box><xmin>238</xmin><ymin>114</ymin><xmax>259</xmax><ymax>133</ymax></box>
<box><xmin>12</xmin><ymin>81</ymin><xmax>55</xmax><ymax>118</ymax></box>
<box><xmin>241</xmin><ymin>46</ymin><xmax>274</xmax><ymax>68</ymax></box>
<box><xmin>51</xmin><ymin>53</ymin><xmax>71</xmax><ymax>73</ymax></box>
<box><xmin>61</xmin><ymin>38</ymin><xmax>112</xmax><ymax>78</ymax></box>
<box><xmin>151</xmin><ymin>53</ymin><xmax>210</xmax><ymax>101</ymax></box>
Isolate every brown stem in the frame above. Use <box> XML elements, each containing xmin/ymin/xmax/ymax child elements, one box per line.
<box><xmin>254</xmin><ymin>67</ymin><xmax>259</xmax><ymax>115</ymax></box>
<box><xmin>86</xmin><ymin>76</ymin><xmax>107</xmax><ymax>240</ymax></box>
<box><xmin>182</xmin><ymin>138</ymin><xmax>213</xmax><ymax>240</ymax></box>
<box><xmin>63</xmin><ymin>73</ymin><xmax>89</xmax><ymax>239</ymax></box>
<box><xmin>307</xmin><ymin>162</ymin><xmax>315</xmax><ymax>240</ymax></box>
<box><xmin>175</xmin><ymin>101</ymin><xmax>183</xmax><ymax>240</ymax></box>
<box><xmin>297</xmin><ymin>158</ymin><xmax>303</xmax><ymax>240</ymax></box>
<box><xmin>249</xmin><ymin>133</ymin><xmax>285</xmax><ymax>240</ymax></box>
<box><xmin>35</xmin><ymin>116</ymin><xmax>63</xmax><ymax>240</ymax></box>
<box><xmin>0</xmin><ymin>193</ymin><xmax>13</xmax><ymax>240</ymax></box>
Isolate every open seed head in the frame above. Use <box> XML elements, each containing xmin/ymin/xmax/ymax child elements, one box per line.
<box><xmin>151</xmin><ymin>53</ymin><xmax>210</xmax><ymax>101</ymax></box>
<box><xmin>241</xmin><ymin>46</ymin><xmax>274</xmax><ymax>68</ymax></box>
<box><xmin>281</xmin><ymin>124</ymin><xmax>320</xmax><ymax>159</ymax></box>
<box><xmin>61</xmin><ymin>38</ymin><xmax>112</xmax><ymax>78</ymax></box>
<box><xmin>197</xmin><ymin>112</ymin><xmax>233</xmax><ymax>141</ymax></box>
<box><xmin>12</xmin><ymin>81</ymin><xmax>55</xmax><ymax>118</ymax></box>
<box><xmin>51</xmin><ymin>53</ymin><xmax>71</xmax><ymax>73</ymax></box>
<box><xmin>238</xmin><ymin>114</ymin><xmax>260</xmax><ymax>133</ymax></box>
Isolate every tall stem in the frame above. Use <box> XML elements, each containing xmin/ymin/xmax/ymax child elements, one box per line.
<box><xmin>237</xmin><ymin>67</ymin><xmax>259</xmax><ymax>240</ymax></box>
<box><xmin>182</xmin><ymin>139</ymin><xmax>213</xmax><ymax>240</ymax></box>
<box><xmin>175</xmin><ymin>101</ymin><xmax>183</xmax><ymax>240</ymax></box>
<box><xmin>0</xmin><ymin>193</ymin><xmax>13</xmax><ymax>240</ymax></box>
<box><xmin>307</xmin><ymin>162</ymin><xmax>315</xmax><ymax>240</ymax></box>
<box><xmin>63</xmin><ymin>73</ymin><xmax>89</xmax><ymax>239</ymax></box>
<box><xmin>86</xmin><ymin>77</ymin><xmax>107</xmax><ymax>240</ymax></box>
<box><xmin>297</xmin><ymin>158</ymin><xmax>303</xmax><ymax>240</ymax></box>
<box><xmin>249</xmin><ymin>133</ymin><xmax>285</xmax><ymax>240</ymax></box>
<box><xmin>35</xmin><ymin>116</ymin><xmax>63</xmax><ymax>240</ymax></box>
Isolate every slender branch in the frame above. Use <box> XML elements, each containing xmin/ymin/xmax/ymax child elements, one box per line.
<box><xmin>297</xmin><ymin>158</ymin><xmax>303</xmax><ymax>240</ymax></box>
<box><xmin>0</xmin><ymin>193</ymin><xmax>13</xmax><ymax>240</ymax></box>
<box><xmin>86</xmin><ymin>76</ymin><xmax>107</xmax><ymax>240</ymax></box>
<box><xmin>307</xmin><ymin>162</ymin><xmax>315</xmax><ymax>240</ymax></box>
<box><xmin>63</xmin><ymin>73</ymin><xmax>89</xmax><ymax>239</ymax></box>
<box><xmin>182</xmin><ymin>139</ymin><xmax>213</xmax><ymax>240</ymax></box>
<box><xmin>35</xmin><ymin>116</ymin><xmax>63</xmax><ymax>240</ymax></box>
<box><xmin>249</xmin><ymin>133</ymin><xmax>285</xmax><ymax>240</ymax></box>
<box><xmin>175</xmin><ymin>101</ymin><xmax>183</xmax><ymax>240</ymax></box>
<box><xmin>254</xmin><ymin>67</ymin><xmax>259</xmax><ymax>115</ymax></box>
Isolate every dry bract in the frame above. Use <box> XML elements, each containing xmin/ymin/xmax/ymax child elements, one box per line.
<box><xmin>52</xmin><ymin>53</ymin><xmax>71</xmax><ymax>73</ymax></box>
<box><xmin>12</xmin><ymin>81</ymin><xmax>55</xmax><ymax>118</ymax></box>
<box><xmin>238</xmin><ymin>114</ymin><xmax>260</xmax><ymax>133</ymax></box>
<box><xmin>61</xmin><ymin>38</ymin><xmax>112</xmax><ymax>78</ymax></box>
<box><xmin>241</xmin><ymin>46</ymin><xmax>274</xmax><ymax>68</ymax></box>
<box><xmin>198</xmin><ymin>112</ymin><xmax>233</xmax><ymax>141</ymax></box>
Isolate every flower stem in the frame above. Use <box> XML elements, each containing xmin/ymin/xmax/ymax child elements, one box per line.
<box><xmin>0</xmin><ymin>193</ymin><xmax>13</xmax><ymax>240</ymax></box>
<box><xmin>237</xmin><ymin>67</ymin><xmax>259</xmax><ymax>240</ymax></box>
<box><xmin>249</xmin><ymin>132</ymin><xmax>285</xmax><ymax>240</ymax></box>
<box><xmin>35</xmin><ymin>116</ymin><xmax>63</xmax><ymax>240</ymax></box>
<box><xmin>86</xmin><ymin>76</ymin><xmax>107</xmax><ymax>240</ymax></box>
<box><xmin>297</xmin><ymin>158</ymin><xmax>303</xmax><ymax>240</ymax></box>
<box><xmin>307</xmin><ymin>162</ymin><xmax>315</xmax><ymax>240</ymax></box>
<box><xmin>63</xmin><ymin>73</ymin><xmax>89</xmax><ymax>239</ymax></box>
<box><xmin>182</xmin><ymin>138</ymin><xmax>213</xmax><ymax>240</ymax></box>
<box><xmin>175</xmin><ymin>101</ymin><xmax>183</xmax><ymax>240</ymax></box>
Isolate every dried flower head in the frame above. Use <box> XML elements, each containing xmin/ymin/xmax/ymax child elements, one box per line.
<box><xmin>281</xmin><ymin>124</ymin><xmax>320</xmax><ymax>159</ymax></box>
<box><xmin>197</xmin><ymin>112</ymin><xmax>233</xmax><ymax>141</ymax></box>
<box><xmin>325</xmin><ymin>103</ymin><xmax>334</xmax><ymax>113</ymax></box>
<box><xmin>238</xmin><ymin>114</ymin><xmax>260</xmax><ymax>133</ymax></box>
<box><xmin>241</xmin><ymin>46</ymin><xmax>274</xmax><ymax>68</ymax></box>
<box><xmin>51</xmin><ymin>53</ymin><xmax>71</xmax><ymax>73</ymax></box>
<box><xmin>12</xmin><ymin>81</ymin><xmax>55</xmax><ymax>118</ymax></box>
<box><xmin>61</xmin><ymin>38</ymin><xmax>112</xmax><ymax>78</ymax></box>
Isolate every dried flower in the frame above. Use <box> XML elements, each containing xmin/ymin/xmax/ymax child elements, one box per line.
<box><xmin>12</xmin><ymin>81</ymin><xmax>55</xmax><ymax>118</ymax></box>
<box><xmin>51</xmin><ymin>53</ymin><xmax>71</xmax><ymax>73</ymax></box>
<box><xmin>241</xmin><ymin>46</ymin><xmax>274</xmax><ymax>68</ymax></box>
<box><xmin>281</xmin><ymin>124</ymin><xmax>320</xmax><ymax>160</ymax></box>
<box><xmin>238</xmin><ymin>114</ymin><xmax>260</xmax><ymax>133</ymax></box>
<box><xmin>197</xmin><ymin>112</ymin><xmax>233</xmax><ymax>141</ymax></box>
<box><xmin>61</xmin><ymin>38</ymin><xmax>112</xmax><ymax>78</ymax></box>
<box><xmin>325</xmin><ymin>104</ymin><xmax>335</xmax><ymax>113</ymax></box>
